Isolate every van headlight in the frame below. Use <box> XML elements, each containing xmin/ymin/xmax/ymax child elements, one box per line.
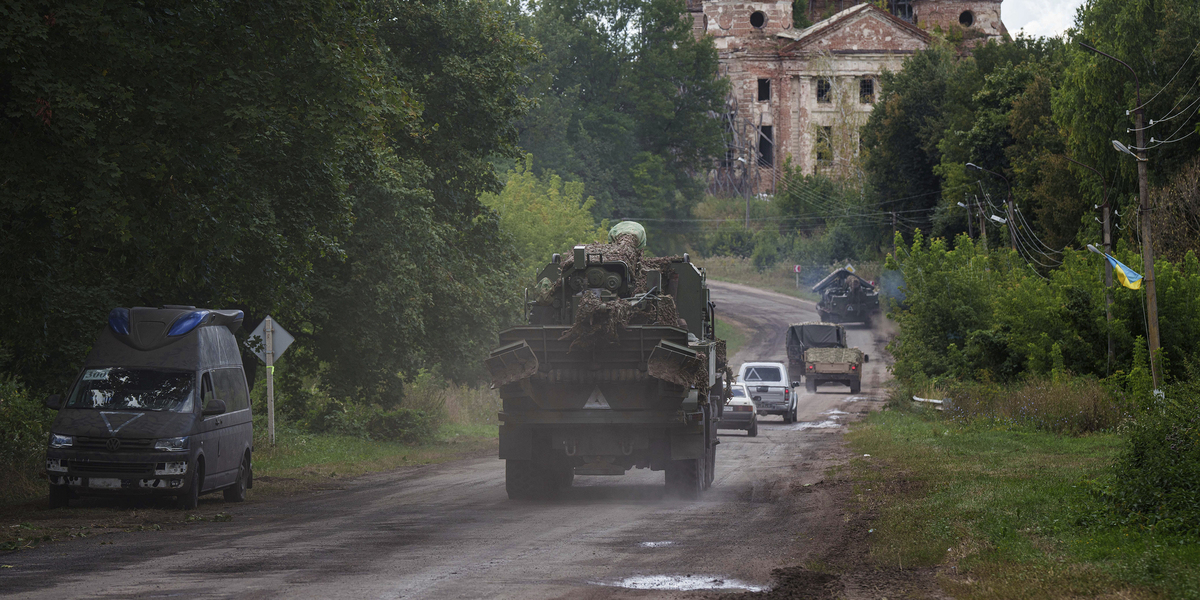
<box><xmin>46</xmin><ymin>458</ymin><xmax>68</xmax><ymax>472</ymax></box>
<box><xmin>154</xmin><ymin>437</ymin><xmax>189</xmax><ymax>452</ymax></box>
<box><xmin>49</xmin><ymin>433</ymin><xmax>73</xmax><ymax>448</ymax></box>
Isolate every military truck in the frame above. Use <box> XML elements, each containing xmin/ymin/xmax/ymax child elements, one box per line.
<box><xmin>786</xmin><ymin>322</ymin><xmax>868</xmax><ymax>394</ymax></box>
<box><xmin>813</xmin><ymin>267</ymin><xmax>880</xmax><ymax>325</ymax></box>
<box><xmin>485</xmin><ymin>222</ymin><xmax>726</xmax><ymax>499</ymax></box>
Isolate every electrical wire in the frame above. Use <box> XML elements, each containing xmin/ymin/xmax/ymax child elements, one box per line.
<box><xmin>1133</xmin><ymin>41</ymin><xmax>1200</xmax><ymax>112</ymax></box>
<box><xmin>1014</xmin><ymin>206</ymin><xmax>1063</xmax><ymax>255</ymax></box>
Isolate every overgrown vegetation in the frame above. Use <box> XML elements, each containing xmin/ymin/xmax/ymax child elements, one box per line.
<box><xmin>848</xmin><ymin>407</ymin><xmax>1200</xmax><ymax>599</ymax></box>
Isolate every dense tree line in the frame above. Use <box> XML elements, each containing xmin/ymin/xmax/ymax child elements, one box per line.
<box><xmin>512</xmin><ymin>0</ymin><xmax>728</xmax><ymax>254</ymax></box>
<box><xmin>0</xmin><ymin>0</ymin><xmax>535</xmax><ymax>404</ymax></box>
<box><xmin>862</xmin><ymin>0</ymin><xmax>1200</xmax><ymax>256</ymax></box>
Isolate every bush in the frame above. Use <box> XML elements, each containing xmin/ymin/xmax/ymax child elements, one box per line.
<box><xmin>0</xmin><ymin>378</ymin><xmax>53</xmax><ymax>502</ymax></box>
<box><xmin>1100</xmin><ymin>378</ymin><xmax>1200</xmax><ymax>533</ymax></box>
<box><xmin>941</xmin><ymin>376</ymin><xmax>1123</xmax><ymax>434</ymax></box>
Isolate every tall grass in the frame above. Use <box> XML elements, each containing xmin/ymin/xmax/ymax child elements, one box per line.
<box><xmin>0</xmin><ymin>379</ymin><xmax>53</xmax><ymax>504</ymax></box>
<box><xmin>933</xmin><ymin>377</ymin><xmax>1124</xmax><ymax>435</ymax></box>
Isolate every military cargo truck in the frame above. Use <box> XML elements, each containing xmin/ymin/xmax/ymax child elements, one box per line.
<box><xmin>486</xmin><ymin>222</ymin><xmax>726</xmax><ymax>499</ymax></box>
<box><xmin>813</xmin><ymin>268</ymin><xmax>880</xmax><ymax>325</ymax></box>
<box><xmin>804</xmin><ymin>346</ymin><xmax>867</xmax><ymax>394</ymax></box>
<box><xmin>786</xmin><ymin>322</ymin><xmax>868</xmax><ymax>394</ymax></box>
<box><xmin>785</xmin><ymin>321</ymin><xmax>847</xmax><ymax>376</ymax></box>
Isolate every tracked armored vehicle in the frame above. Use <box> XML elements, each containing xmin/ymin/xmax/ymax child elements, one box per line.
<box><xmin>813</xmin><ymin>267</ymin><xmax>880</xmax><ymax>325</ymax></box>
<box><xmin>485</xmin><ymin>223</ymin><xmax>726</xmax><ymax>499</ymax></box>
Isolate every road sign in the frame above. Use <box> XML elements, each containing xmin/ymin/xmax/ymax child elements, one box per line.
<box><xmin>844</xmin><ymin>264</ymin><xmax>856</xmax><ymax>274</ymax></box>
<box><xmin>793</xmin><ymin>265</ymin><xmax>802</xmax><ymax>273</ymax></box>
<box><xmin>246</xmin><ymin>317</ymin><xmax>294</xmax><ymax>363</ymax></box>
<box><xmin>244</xmin><ymin>316</ymin><xmax>293</xmax><ymax>445</ymax></box>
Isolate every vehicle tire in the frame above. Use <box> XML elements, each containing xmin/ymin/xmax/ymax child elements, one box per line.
<box><xmin>705</xmin><ymin>442</ymin><xmax>716</xmax><ymax>489</ymax></box>
<box><xmin>791</xmin><ymin>404</ymin><xmax>799</xmax><ymax>423</ymax></box>
<box><xmin>783</xmin><ymin>405</ymin><xmax>794</xmax><ymax>424</ymax></box>
<box><xmin>850</xmin><ymin>379</ymin><xmax>861</xmax><ymax>394</ymax></box>
<box><xmin>552</xmin><ymin>457</ymin><xmax>574</xmax><ymax>489</ymax></box>
<box><xmin>806</xmin><ymin>378</ymin><xmax>817</xmax><ymax>393</ymax></box>
<box><xmin>48</xmin><ymin>484</ymin><xmax>70</xmax><ymax>509</ymax></box>
<box><xmin>747</xmin><ymin>419</ymin><xmax>758</xmax><ymax>437</ymax></box>
<box><xmin>506</xmin><ymin>459</ymin><xmax>550</xmax><ymax>500</ymax></box>
<box><xmin>177</xmin><ymin>460</ymin><xmax>201</xmax><ymax>510</ymax></box>
<box><xmin>223</xmin><ymin>454</ymin><xmax>249</xmax><ymax>503</ymax></box>
<box><xmin>665</xmin><ymin>458</ymin><xmax>703</xmax><ymax>499</ymax></box>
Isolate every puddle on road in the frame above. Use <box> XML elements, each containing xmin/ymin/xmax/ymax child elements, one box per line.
<box><xmin>844</xmin><ymin>396</ymin><xmax>871</xmax><ymax>402</ymax></box>
<box><xmin>822</xmin><ymin>409</ymin><xmax>849</xmax><ymax>416</ymax></box>
<box><xmin>599</xmin><ymin>575</ymin><xmax>766</xmax><ymax>592</ymax></box>
<box><xmin>638</xmin><ymin>541</ymin><xmax>675</xmax><ymax>548</ymax></box>
<box><xmin>791</xmin><ymin>420</ymin><xmax>842</xmax><ymax>430</ymax></box>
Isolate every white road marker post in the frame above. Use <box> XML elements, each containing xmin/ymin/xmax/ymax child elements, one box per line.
<box><xmin>265</xmin><ymin>316</ymin><xmax>275</xmax><ymax>446</ymax></box>
<box><xmin>246</xmin><ymin>315</ymin><xmax>294</xmax><ymax>447</ymax></box>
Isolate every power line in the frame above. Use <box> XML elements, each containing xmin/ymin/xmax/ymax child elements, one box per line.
<box><xmin>1134</xmin><ymin>41</ymin><xmax>1200</xmax><ymax>112</ymax></box>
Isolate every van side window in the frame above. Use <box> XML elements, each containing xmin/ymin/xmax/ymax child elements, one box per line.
<box><xmin>215</xmin><ymin>368</ymin><xmax>250</xmax><ymax>412</ymax></box>
<box><xmin>201</xmin><ymin>372</ymin><xmax>215</xmax><ymax>407</ymax></box>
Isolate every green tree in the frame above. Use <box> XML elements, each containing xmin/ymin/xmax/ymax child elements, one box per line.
<box><xmin>481</xmin><ymin>156</ymin><xmax>609</xmax><ymax>273</ymax></box>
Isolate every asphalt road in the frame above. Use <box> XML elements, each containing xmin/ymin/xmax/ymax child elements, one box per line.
<box><xmin>0</xmin><ymin>279</ymin><xmax>892</xmax><ymax>599</ymax></box>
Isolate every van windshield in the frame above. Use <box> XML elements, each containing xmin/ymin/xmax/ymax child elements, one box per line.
<box><xmin>66</xmin><ymin>368</ymin><xmax>195</xmax><ymax>413</ymax></box>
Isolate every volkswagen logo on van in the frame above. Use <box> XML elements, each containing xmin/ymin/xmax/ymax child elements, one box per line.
<box><xmin>106</xmin><ymin>438</ymin><xmax>121</xmax><ymax>451</ymax></box>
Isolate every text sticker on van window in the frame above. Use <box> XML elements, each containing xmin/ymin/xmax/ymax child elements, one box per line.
<box><xmin>81</xmin><ymin>369</ymin><xmax>111</xmax><ymax>381</ymax></box>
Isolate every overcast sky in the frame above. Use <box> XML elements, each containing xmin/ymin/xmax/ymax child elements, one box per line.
<box><xmin>1004</xmin><ymin>0</ymin><xmax>1085</xmax><ymax>38</ymax></box>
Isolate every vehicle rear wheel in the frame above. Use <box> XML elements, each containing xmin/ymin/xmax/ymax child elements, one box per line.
<box><xmin>665</xmin><ymin>458</ymin><xmax>703</xmax><ymax>499</ymax></box>
<box><xmin>705</xmin><ymin>442</ymin><xmax>716</xmax><ymax>489</ymax></box>
<box><xmin>782</xmin><ymin>405</ymin><xmax>794</xmax><ymax>424</ymax></box>
<box><xmin>506</xmin><ymin>459</ymin><xmax>551</xmax><ymax>500</ymax></box>
<box><xmin>48</xmin><ymin>484</ymin><xmax>70</xmax><ymax>509</ymax></box>
<box><xmin>223</xmin><ymin>454</ymin><xmax>249</xmax><ymax>503</ymax></box>
<box><xmin>791</xmin><ymin>404</ymin><xmax>799</xmax><ymax>423</ymax></box>
<box><xmin>177</xmin><ymin>460</ymin><xmax>201</xmax><ymax>510</ymax></box>
<box><xmin>850</xmin><ymin>379</ymin><xmax>861</xmax><ymax>394</ymax></box>
<box><xmin>747</xmin><ymin>419</ymin><xmax>758</xmax><ymax>437</ymax></box>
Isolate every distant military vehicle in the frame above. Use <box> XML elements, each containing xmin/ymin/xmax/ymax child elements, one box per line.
<box><xmin>485</xmin><ymin>222</ymin><xmax>726</xmax><ymax>499</ymax></box>
<box><xmin>813</xmin><ymin>267</ymin><xmax>880</xmax><ymax>325</ymax></box>
<box><xmin>786</xmin><ymin>322</ymin><xmax>867</xmax><ymax>394</ymax></box>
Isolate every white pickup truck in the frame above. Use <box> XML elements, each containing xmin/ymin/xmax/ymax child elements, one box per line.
<box><xmin>737</xmin><ymin>362</ymin><xmax>798</xmax><ymax>423</ymax></box>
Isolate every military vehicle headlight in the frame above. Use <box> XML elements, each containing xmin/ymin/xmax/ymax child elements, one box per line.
<box><xmin>154</xmin><ymin>436</ymin><xmax>189</xmax><ymax>452</ymax></box>
<box><xmin>49</xmin><ymin>433</ymin><xmax>73</xmax><ymax>448</ymax></box>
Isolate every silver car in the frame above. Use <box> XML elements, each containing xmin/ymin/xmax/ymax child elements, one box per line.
<box><xmin>719</xmin><ymin>383</ymin><xmax>758</xmax><ymax>437</ymax></box>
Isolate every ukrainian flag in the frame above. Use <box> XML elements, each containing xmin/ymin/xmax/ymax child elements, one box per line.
<box><xmin>1105</xmin><ymin>254</ymin><xmax>1143</xmax><ymax>290</ymax></box>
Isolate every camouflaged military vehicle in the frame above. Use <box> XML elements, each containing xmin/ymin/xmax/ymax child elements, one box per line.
<box><xmin>813</xmin><ymin>268</ymin><xmax>880</xmax><ymax>325</ymax></box>
<box><xmin>485</xmin><ymin>222</ymin><xmax>726</xmax><ymax>499</ymax></box>
<box><xmin>786</xmin><ymin>322</ymin><xmax>868</xmax><ymax>394</ymax></box>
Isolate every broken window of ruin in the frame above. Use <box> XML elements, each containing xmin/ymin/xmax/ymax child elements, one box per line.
<box><xmin>750</xmin><ymin>11</ymin><xmax>765</xmax><ymax>28</ymax></box>
<box><xmin>758</xmin><ymin>79</ymin><xmax>771</xmax><ymax>102</ymax></box>
<box><xmin>817</xmin><ymin>78</ymin><xmax>832</xmax><ymax>104</ymax></box>
<box><xmin>859</xmin><ymin>78</ymin><xmax>874</xmax><ymax>104</ymax></box>
<box><xmin>959</xmin><ymin>10</ymin><xmax>974</xmax><ymax>27</ymax></box>
<box><xmin>815</xmin><ymin>126</ymin><xmax>832</xmax><ymax>162</ymax></box>
<box><xmin>758</xmin><ymin>126</ymin><xmax>774</xmax><ymax>167</ymax></box>
<box><xmin>890</xmin><ymin>0</ymin><xmax>914</xmax><ymax>23</ymax></box>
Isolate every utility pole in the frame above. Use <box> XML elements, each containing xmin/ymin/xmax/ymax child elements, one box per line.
<box><xmin>1067</xmin><ymin>156</ymin><xmax>1115</xmax><ymax>374</ymax></box>
<box><xmin>891</xmin><ymin>211</ymin><xmax>897</xmax><ymax>254</ymax></box>
<box><xmin>1080</xmin><ymin>42</ymin><xmax>1162</xmax><ymax>388</ymax></box>
<box><xmin>967</xmin><ymin>163</ymin><xmax>1012</xmax><ymax>250</ymax></box>
<box><xmin>977</xmin><ymin>195</ymin><xmax>988</xmax><ymax>251</ymax></box>
<box><xmin>960</xmin><ymin>195</ymin><xmax>974</xmax><ymax>239</ymax></box>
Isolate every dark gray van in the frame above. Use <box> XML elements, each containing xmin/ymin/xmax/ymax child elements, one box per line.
<box><xmin>44</xmin><ymin>306</ymin><xmax>254</xmax><ymax>509</ymax></box>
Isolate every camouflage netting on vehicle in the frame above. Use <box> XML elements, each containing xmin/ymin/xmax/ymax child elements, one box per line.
<box><xmin>559</xmin><ymin>292</ymin><xmax>680</xmax><ymax>352</ymax></box>
<box><xmin>804</xmin><ymin>347</ymin><xmax>864</xmax><ymax>364</ymax></box>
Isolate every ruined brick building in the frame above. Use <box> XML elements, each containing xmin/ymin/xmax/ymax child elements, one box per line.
<box><xmin>691</xmin><ymin>0</ymin><xmax>1007</xmax><ymax>194</ymax></box>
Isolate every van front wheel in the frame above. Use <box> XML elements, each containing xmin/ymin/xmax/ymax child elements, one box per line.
<box><xmin>48</xmin><ymin>484</ymin><xmax>70</xmax><ymax>509</ymax></box>
<box><xmin>224</xmin><ymin>455</ymin><xmax>249</xmax><ymax>503</ymax></box>
<box><xmin>177</xmin><ymin>460</ymin><xmax>201</xmax><ymax>510</ymax></box>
